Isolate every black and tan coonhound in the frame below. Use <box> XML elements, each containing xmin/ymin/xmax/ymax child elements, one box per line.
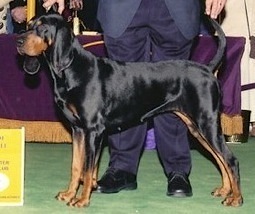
<box><xmin>16</xmin><ymin>13</ymin><xmax>243</xmax><ymax>208</ymax></box>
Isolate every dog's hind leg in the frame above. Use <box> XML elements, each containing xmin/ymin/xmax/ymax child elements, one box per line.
<box><xmin>56</xmin><ymin>126</ymin><xmax>85</xmax><ymax>204</ymax></box>
<box><xmin>174</xmin><ymin>111</ymin><xmax>243</xmax><ymax>207</ymax></box>
<box><xmin>210</xmin><ymin>139</ymin><xmax>243</xmax><ymax>207</ymax></box>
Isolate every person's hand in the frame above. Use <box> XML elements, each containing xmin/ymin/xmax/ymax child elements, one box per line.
<box><xmin>11</xmin><ymin>6</ymin><xmax>27</xmax><ymax>24</ymax></box>
<box><xmin>42</xmin><ymin>0</ymin><xmax>65</xmax><ymax>14</ymax></box>
<box><xmin>205</xmin><ymin>0</ymin><xmax>227</xmax><ymax>19</ymax></box>
<box><xmin>70</xmin><ymin>0</ymin><xmax>83</xmax><ymax>10</ymax></box>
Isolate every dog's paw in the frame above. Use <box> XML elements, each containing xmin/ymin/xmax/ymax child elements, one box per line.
<box><xmin>222</xmin><ymin>195</ymin><xmax>243</xmax><ymax>207</ymax></box>
<box><xmin>67</xmin><ymin>197</ymin><xmax>90</xmax><ymax>208</ymax></box>
<box><xmin>211</xmin><ymin>187</ymin><xmax>231</xmax><ymax>198</ymax></box>
<box><xmin>56</xmin><ymin>191</ymin><xmax>76</xmax><ymax>202</ymax></box>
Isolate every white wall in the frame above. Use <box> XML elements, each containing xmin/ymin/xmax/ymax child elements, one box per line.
<box><xmin>221</xmin><ymin>0</ymin><xmax>255</xmax><ymax>121</ymax></box>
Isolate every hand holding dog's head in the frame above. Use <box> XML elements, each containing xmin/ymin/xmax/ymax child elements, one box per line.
<box><xmin>16</xmin><ymin>14</ymin><xmax>74</xmax><ymax>75</ymax></box>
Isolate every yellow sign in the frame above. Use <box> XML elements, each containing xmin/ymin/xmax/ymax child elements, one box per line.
<box><xmin>0</xmin><ymin>128</ymin><xmax>25</xmax><ymax>206</ymax></box>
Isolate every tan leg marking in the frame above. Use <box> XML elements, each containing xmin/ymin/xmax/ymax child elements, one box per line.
<box><xmin>68</xmin><ymin>169</ymin><xmax>94</xmax><ymax>207</ymax></box>
<box><xmin>56</xmin><ymin>129</ymin><xmax>85</xmax><ymax>203</ymax></box>
<box><xmin>92</xmin><ymin>163</ymin><xmax>99</xmax><ymax>189</ymax></box>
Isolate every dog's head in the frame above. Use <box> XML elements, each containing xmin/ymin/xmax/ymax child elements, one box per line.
<box><xmin>16</xmin><ymin>14</ymin><xmax>74</xmax><ymax>75</ymax></box>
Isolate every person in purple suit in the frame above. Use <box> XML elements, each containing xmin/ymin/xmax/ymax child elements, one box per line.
<box><xmin>43</xmin><ymin>0</ymin><xmax>226</xmax><ymax>197</ymax></box>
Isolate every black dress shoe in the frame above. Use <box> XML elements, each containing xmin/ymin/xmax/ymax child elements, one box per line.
<box><xmin>167</xmin><ymin>171</ymin><xmax>193</xmax><ymax>197</ymax></box>
<box><xmin>96</xmin><ymin>168</ymin><xmax>137</xmax><ymax>193</ymax></box>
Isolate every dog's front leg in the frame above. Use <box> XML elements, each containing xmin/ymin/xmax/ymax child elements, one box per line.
<box><xmin>56</xmin><ymin>126</ymin><xmax>85</xmax><ymax>203</ymax></box>
<box><xmin>68</xmin><ymin>130</ymin><xmax>103</xmax><ymax>208</ymax></box>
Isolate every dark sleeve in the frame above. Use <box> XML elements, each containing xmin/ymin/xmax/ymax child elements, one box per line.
<box><xmin>78</xmin><ymin>0</ymin><xmax>101</xmax><ymax>31</ymax></box>
<box><xmin>10</xmin><ymin>0</ymin><xmax>26</xmax><ymax>10</ymax></box>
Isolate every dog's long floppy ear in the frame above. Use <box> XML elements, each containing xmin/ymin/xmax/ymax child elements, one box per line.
<box><xmin>23</xmin><ymin>55</ymin><xmax>41</xmax><ymax>75</ymax></box>
<box><xmin>51</xmin><ymin>26</ymin><xmax>74</xmax><ymax>72</ymax></box>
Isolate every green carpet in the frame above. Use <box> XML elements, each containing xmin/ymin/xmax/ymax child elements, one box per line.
<box><xmin>1</xmin><ymin>138</ymin><xmax>255</xmax><ymax>214</ymax></box>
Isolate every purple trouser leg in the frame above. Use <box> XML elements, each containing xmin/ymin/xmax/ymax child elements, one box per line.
<box><xmin>104</xmin><ymin>0</ymin><xmax>193</xmax><ymax>175</ymax></box>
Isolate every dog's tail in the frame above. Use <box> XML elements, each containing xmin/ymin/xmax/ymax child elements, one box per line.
<box><xmin>206</xmin><ymin>17</ymin><xmax>226</xmax><ymax>72</ymax></box>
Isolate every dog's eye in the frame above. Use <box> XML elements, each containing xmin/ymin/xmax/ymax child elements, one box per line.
<box><xmin>36</xmin><ymin>24</ymin><xmax>48</xmax><ymax>36</ymax></box>
<box><xmin>36</xmin><ymin>24</ymin><xmax>53</xmax><ymax>44</ymax></box>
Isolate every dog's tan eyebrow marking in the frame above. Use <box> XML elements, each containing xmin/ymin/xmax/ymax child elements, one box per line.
<box><xmin>27</xmin><ymin>19</ymin><xmax>35</xmax><ymax>29</ymax></box>
<box><xmin>48</xmin><ymin>38</ymin><xmax>53</xmax><ymax>46</ymax></box>
<box><xmin>36</xmin><ymin>20</ymin><xmax>42</xmax><ymax>26</ymax></box>
<box><xmin>27</xmin><ymin>20</ymin><xmax>33</xmax><ymax>26</ymax></box>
